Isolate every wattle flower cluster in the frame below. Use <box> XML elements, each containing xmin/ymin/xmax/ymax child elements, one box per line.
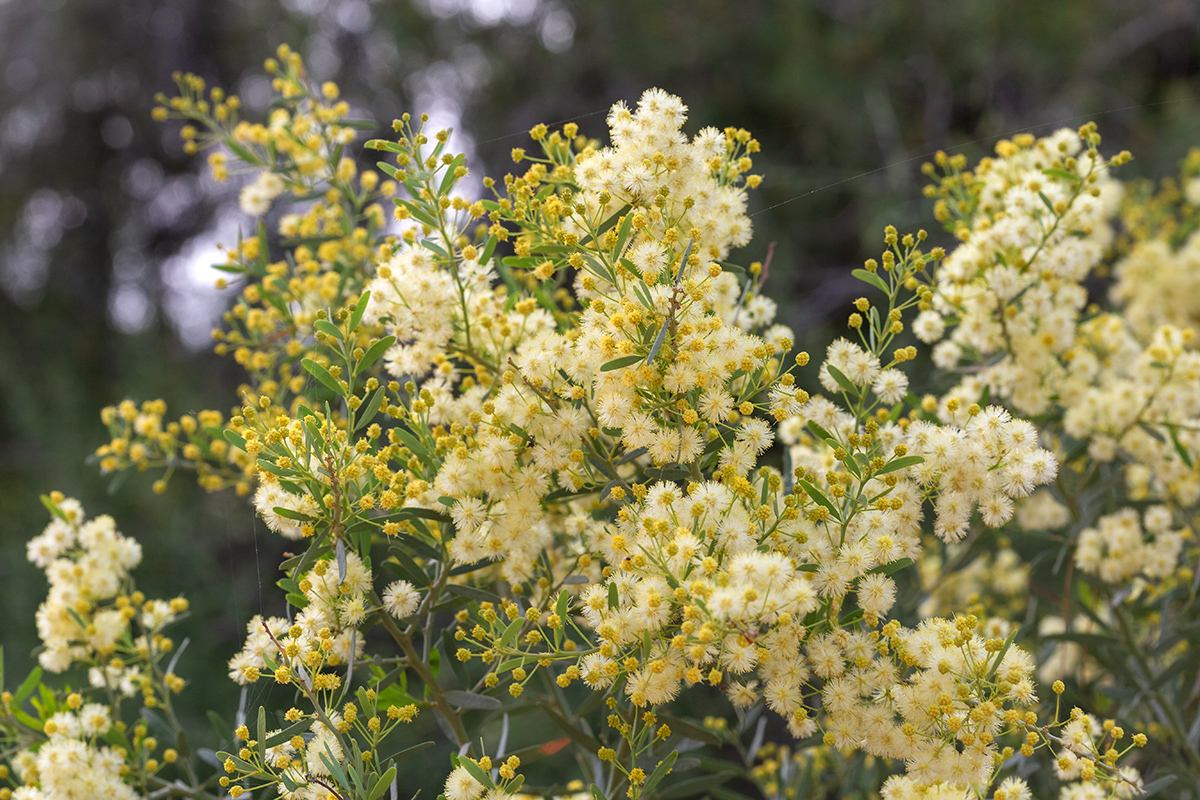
<box><xmin>23</xmin><ymin>56</ymin><xmax>1164</xmax><ymax>800</ymax></box>
<box><xmin>1061</xmin><ymin>323</ymin><xmax>1200</xmax><ymax>507</ymax></box>
<box><xmin>254</xmin><ymin>480</ymin><xmax>320</xmax><ymax>540</ymax></box>
<box><xmin>1110</xmin><ymin>231</ymin><xmax>1200</xmax><ymax>342</ymax></box>
<box><xmin>349</xmin><ymin>89</ymin><xmax>802</xmax><ymax>589</ymax></box>
<box><xmin>228</xmin><ymin>552</ymin><xmax>372</xmax><ymax>684</ymax></box>
<box><xmin>918</xmin><ymin>129</ymin><xmax>1124</xmax><ymax>416</ymax></box>
<box><xmin>904</xmin><ymin>406</ymin><xmax>1057</xmax><ymax>542</ymax></box>
<box><xmin>9</xmin><ymin>734</ymin><xmax>137</xmax><ymax>800</ymax></box>
<box><xmin>28</xmin><ymin>498</ymin><xmax>186</xmax><ymax>675</ymax></box>
<box><xmin>821</xmin><ymin>616</ymin><xmax>1038</xmax><ymax>789</ymax></box>
<box><xmin>1075</xmin><ymin>506</ymin><xmax>1185</xmax><ymax>583</ymax></box>
<box><xmin>574</xmin><ymin>88</ymin><xmax>756</xmax><ymax>260</ymax></box>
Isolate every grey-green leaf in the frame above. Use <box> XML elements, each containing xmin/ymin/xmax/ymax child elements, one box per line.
<box><xmin>443</xmin><ymin>690</ymin><xmax>502</xmax><ymax>710</ymax></box>
<box><xmin>851</xmin><ymin>268</ymin><xmax>889</xmax><ymax>294</ymax></box>
<box><xmin>302</xmin><ymin>358</ymin><xmax>345</xmax><ymax>397</ymax></box>
<box><xmin>601</xmin><ymin>355</ymin><xmax>643</xmax><ymax>372</ymax></box>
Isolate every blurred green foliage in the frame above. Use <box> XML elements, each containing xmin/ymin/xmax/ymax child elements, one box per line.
<box><xmin>1</xmin><ymin>0</ymin><xmax>1199</xmax><ymax>789</ymax></box>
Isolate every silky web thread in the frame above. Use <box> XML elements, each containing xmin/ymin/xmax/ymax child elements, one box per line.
<box><xmin>222</xmin><ymin>506</ymin><xmax>273</xmax><ymax>749</ymax></box>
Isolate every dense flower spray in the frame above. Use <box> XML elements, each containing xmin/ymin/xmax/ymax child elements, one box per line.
<box><xmin>8</xmin><ymin>43</ymin><xmax>1198</xmax><ymax>800</ymax></box>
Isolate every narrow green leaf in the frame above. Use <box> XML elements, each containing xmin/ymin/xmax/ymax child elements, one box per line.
<box><xmin>646</xmin><ymin>321</ymin><xmax>668</xmax><ymax>364</ymax></box>
<box><xmin>1169</xmin><ymin>426</ymin><xmax>1194</xmax><ymax>468</ymax></box>
<box><xmin>1139</xmin><ymin>422</ymin><xmax>1166</xmax><ymax>444</ymax></box>
<box><xmin>443</xmin><ymin>690</ymin><xmax>502</xmax><ymax>710</ymax></box>
<box><xmin>256</xmin><ymin>706</ymin><xmax>267</xmax><ymax>761</ymax></box>
<box><xmin>13</xmin><ymin>666</ymin><xmax>42</xmax><ymax>706</ymax></box>
<box><xmin>986</xmin><ymin>628</ymin><xmax>1019</xmax><ymax>681</ymax></box>
<box><xmin>302</xmin><ymin>358</ymin><xmax>344</xmax><ymax>397</ymax></box>
<box><xmin>365</xmin><ymin>139</ymin><xmax>404</xmax><ymax>153</ymax></box>
<box><xmin>280</xmin><ymin>538</ymin><xmax>326</xmax><ymax>576</ymax></box>
<box><xmin>420</xmin><ymin>239</ymin><xmax>450</xmax><ymax>260</ymax></box>
<box><xmin>851</xmin><ymin>268</ymin><xmax>889</xmax><ymax>294</ymax></box>
<box><xmin>320</xmin><ymin>746</ymin><xmax>352</xmax><ymax>791</ymax></box>
<box><xmin>641</xmin><ymin>750</ymin><xmax>679</xmax><ymax>795</ymax></box>
<box><xmin>13</xmin><ymin>709</ymin><xmax>41</xmax><ymax>730</ymax></box>
<box><xmin>866</xmin><ymin>557</ymin><xmax>914</xmax><ymax>575</ymax></box>
<box><xmin>391</xmin><ymin>427</ymin><xmax>429</xmax><ymax>458</ymax></box>
<box><xmin>254</xmin><ymin>218</ymin><xmax>270</xmax><ymax>266</ymax></box>
<box><xmin>841</xmin><ymin>452</ymin><xmax>862</xmax><ymax>479</ymax></box>
<box><xmin>271</xmin><ymin>506</ymin><xmax>316</xmax><ymax>522</ymax></box>
<box><xmin>223</xmin><ymin>429</ymin><xmax>248</xmax><ymax>451</ymax></box>
<box><xmin>632</xmin><ymin>279</ymin><xmax>654</xmax><ymax>309</ymax></box>
<box><xmin>39</xmin><ymin>496</ymin><xmax>67</xmax><ymax>522</ymax></box>
<box><xmin>874</xmin><ymin>455</ymin><xmax>924</xmax><ymax>475</ymax></box>
<box><xmin>645</xmin><ymin>466</ymin><xmax>690</xmax><ymax>482</ymax></box>
<box><xmin>608</xmin><ymin>582</ymin><xmax>619</xmax><ymax>609</ymax></box>
<box><xmin>314</xmin><ymin>319</ymin><xmax>344</xmax><ymax>342</ymax></box>
<box><xmin>479</xmin><ymin>234</ymin><xmax>498</xmax><ymax>267</ymax></box>
<box><xmin>798</xmin><ymin>479</ymin><xmax>840</xmax><ymax>521</ymax></box>
<box><xmin>350</xmin><ymin>291</ymin><xmax>371</xmax><ymax>333</ymax></box>
<box><xmin>444</xmin><ymin>584</ymin><xmax>501</xmax><ymax>604</ymax></box>
<box><xmin>673</xmin><ymin>237</ymin><xmax>694</xmax><ymax>284</ymax></box>
<box><xmin>590</xmin><ymin>785</ymin><xmax>608</xmax><ymax>800</ymax></box>
<box><xmin>839</xmin><ymin>608</ymin><xmax>864</xmax><ymax>626</ymax></box>
<box><xmin>399</xmin><ymin>531</ymin><xmax>444</xmax><ymax>561</ymax></box>
<box><xmin>347</xmin><ymin>505</ymin><xmax>451</xmax><ymax>530</ymax></box>
<box><xmin>264</xmin><ymin>719</ymin><xmax>310</xmax><ymax>749</ymax></box>
<box><xmin>354</xmin><ymin>386</ymin><xmax>387</xmax><ymax>431</ymax></box>
<box><xmin>35</xmin><ymin>683</ymin><xmax>55</xmax><ymax>717</ymax></box>
<box><xmin>368</xmin><ymin>766</ymin><xmax>397</xmax><ymax>800</ymax></box>
<box><xmin>616</xmin><ymin>447</ymin><xmax>648</xmax><ymax>466</ymax></box>
<box><xmin>612</xmin><ymin>208</ymin><xmax>635</xmax><ymax>253</ymax></box>
<box><xmin>601</xmin><ymin>355</ymin><xmax>643</xmax><ymax>372</ymax></box>
<box><xmin>806</xmin><ymin>421</ymin><xmax>837</xmax><ymax>446</ymax></box>
<box><xmin>220</xmin><ymin>751</ymin><xmax>259</xmax><ymax>772</ymax></box>
<box><xmin>659</xmin><ymin>774</ymin><xmax>734</xmax><ymax>798</ymax></box>
<box><xmin>499</xmin><ymin>617</ymin><xmax>523</xmax><ymax>649</ymax></box>
<box><xmin>824</xmin><ymin>364</ymin><xmax>858</xmax><ymax>395</ymax></box>
<box><xmin>1143</xmin><ymin>775</ymin><xmax>1178</xmax><ymax>797</ymax></box>
<box><xmin>458</xmin><ymin>756</ymin><xmax>492</xmax><ymax>787</ymax></box>
<box><xmin>1042</xmin><ymin>167</ymin><xmax>1080</xmax><ymax>182</ymax></box>
<box><xmin>438</xmin><ymin>153</ymin><xmax>466</xmax><ymax>197</ymax></box>
<box><xmin>393</xmin><ymin>199</ymin><xmax>437</xmax><ymax>228</ymax></box>
<box><xmin>385</xmin><ymin>545</ymin><xmax>428</xmax><ymax>588</ymax></box>
<box><xmin>578</xmin><ymin>203</ymin><xmax>630</xmax><ymax>247</ymax></box>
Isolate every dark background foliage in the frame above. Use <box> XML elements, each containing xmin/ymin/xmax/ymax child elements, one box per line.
<box><xmin>2</xmin><ymin>0</ymin><xmax>1199</xmax><ymax>785</ymax></box>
